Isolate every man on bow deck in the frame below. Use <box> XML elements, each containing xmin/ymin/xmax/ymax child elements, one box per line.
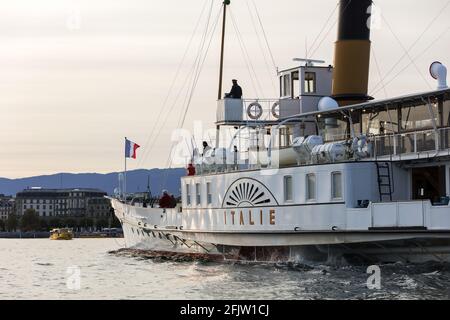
<box><xmin>225</xmin><ymin>79</ymin><xmax>242</xmax><ymax>99</ymax></box>
<box><xmin>159</xmin><ymin>190</ymin><xmax>172</xmax><ymax>208</ymax></box>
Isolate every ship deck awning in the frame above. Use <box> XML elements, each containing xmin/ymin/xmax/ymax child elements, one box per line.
<box><xmin>281</xmin><ymin>88</ymin><xmax>450</xmax><ymax>121</ymax></box>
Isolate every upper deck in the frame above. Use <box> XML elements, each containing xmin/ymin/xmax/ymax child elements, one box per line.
<box><xmin>197</xmin><ymin>88</ymin><xmax>450</xmax><ymax>176</ymax></box>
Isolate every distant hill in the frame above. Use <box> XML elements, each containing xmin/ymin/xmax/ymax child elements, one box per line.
<box><xmin>0</xmin><ymin>168</ymin><xmax>185</xmax><ymax>197</ymax></box>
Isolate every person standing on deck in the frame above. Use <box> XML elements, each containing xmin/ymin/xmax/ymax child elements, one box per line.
<box><xmin>233</xmin><ymin>145</ymin><xmax>239</xmax><ymax>171</ymax></box>
<box><xmin>225</xmin><ymin>79</ymin><xmax>242</xmax><ymax>99</ymax></box>
<box><xmin>187</xmin><ymin>163</ymin><xmax>196</xmax><ymax>176</ymax></box>
<box><xmin>159</xmin><ymin>190</ymin><xmax>172</xmax><ymax>208</ymax></box>
<box><xmin>202</xmin><ymin>141</ymin><xmax>212</xmax><ymax>156</ymax></box>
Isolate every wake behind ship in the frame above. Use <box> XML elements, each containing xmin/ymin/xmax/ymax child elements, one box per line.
<box><xmin>111</xmin><ymin>0</ymin><xmax>450</xmax><ymax>263</ymax></box>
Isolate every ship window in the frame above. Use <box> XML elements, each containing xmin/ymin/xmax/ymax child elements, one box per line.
<box><xmin>279</xmin><ymin>127</ymin><xmax>293</xmax><ymax>148</ymax></box>
<box><xmin>292</xmin><ymin>71</ymin><xmax>300</xmax><ymax>98</ymax></box>
<box><xmin>401</xmin><ymin>103</ymin><xmax>437</xmax><ymax>131</ymax></box>
<box><xmin>332</xmin><ymin>172</ymin><xmax>343</xmax><ymax>200</ymax></box>
<box><xmin>186</xmin><ymin>184</ymin><xmax>191</xmax><ymax>206</ymax></box>
<box><xmin>304</xmin><ymin>72</ymin><xmax>316</xmax><ymax>94</ymax></box>
<box><xmin>284</xmin><ymin>176</ymin><xmax>293</xmax><ymax>202</ymax></box>
<box><xmin>306</xmin><ymin>174</ymin><xmax>316</xmax><ymax>201</ymax></box>
<box><xmin>443</xmin><ymin>100</ymin><xmax>450</xmax><ymax>127</ymax></box>
<box><xmin>282</xmin><ymin>74</ymin><xmax>291</xmax><ymax>97</ymax></box>
<box><xmin>206</xmin><ymin>182</ymin><xmax>212</xmax><ymax>205</ymax></box>
<box><xmin>195</xmin><ymin>183</ymin><xmax>201</xmax><ymax>205</ymax></box>
<box><xmin>363</xmin><ymin>108</ymin><xmax>399</xmax><ymax>135</ymax></box>
<box><xmin>320</xmin><ymin>116</ymin><xmax>350</xmax><ymax>142</ymax></box>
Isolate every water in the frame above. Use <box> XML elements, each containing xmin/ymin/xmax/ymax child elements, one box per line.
<box><xmin>1</xmin><ymin>238</ymin><xmax>450</xmax><ymax>300</ymax></box>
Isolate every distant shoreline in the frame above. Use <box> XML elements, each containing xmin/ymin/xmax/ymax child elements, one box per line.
<box><xmin>0</xmin><ymin>232</ymin><xmax>123</xmax><ymax>239</ymax></box>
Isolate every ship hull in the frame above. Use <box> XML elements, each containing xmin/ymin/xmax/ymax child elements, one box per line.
<box><xmin>113</xmin><ymin>199</ymin><xmax>450</xmax><ymax>264</ymax></box>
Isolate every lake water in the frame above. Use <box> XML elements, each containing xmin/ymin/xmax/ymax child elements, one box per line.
<box><xmin>1</xmin><ymin>239</ymin><xmax>450</xmax><ymax>300</ymax></box>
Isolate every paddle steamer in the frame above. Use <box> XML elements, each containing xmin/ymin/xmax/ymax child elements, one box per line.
<box><xmin>111</xmin><ymin>0</ymin><xmax>450</xmax><ymax>263</ymax></box>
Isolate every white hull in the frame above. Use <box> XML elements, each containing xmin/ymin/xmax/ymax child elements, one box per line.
<box><xmin>112</xmin><ymin>197</ymin><xmax>450</xmax><ymax>263</ymax></box>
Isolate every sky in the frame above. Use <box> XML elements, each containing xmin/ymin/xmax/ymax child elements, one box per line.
<box><xmin>0</xmin><ymin>0</ymin><xmax>449</xmax><ymax>178</ymax></box>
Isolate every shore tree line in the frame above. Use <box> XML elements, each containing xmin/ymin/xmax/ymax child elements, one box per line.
<box><xmin>0</xmin><ymin>209</ymin><xmax>121</xmax><ymax>232</ymax></box>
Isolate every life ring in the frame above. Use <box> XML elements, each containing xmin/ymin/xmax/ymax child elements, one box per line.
<box><xmin>271</xmin><ymin>102</ymin><xmax>280</xmax><ymax>119</ymax></box>
<box><xmin>247</xmin><ymin>102</ymin><xmax>263</xmax><ymax>120</ymax></box>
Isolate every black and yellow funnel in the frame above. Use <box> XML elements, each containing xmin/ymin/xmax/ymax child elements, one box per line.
<box><xmin>332</xmin><ymin>0</ymin><xmax>374</xmax><ymax>106</ymax></box>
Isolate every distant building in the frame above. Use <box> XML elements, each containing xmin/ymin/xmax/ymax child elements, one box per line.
<box><xmin>0</xmin><ymin>195</ymin><xmax>14</xmax><ymax>221</ymax></box>
<box><xmin>15</xmin><ymin>188</ymin><xmax>112</xmax><ymax>218</ymax></box>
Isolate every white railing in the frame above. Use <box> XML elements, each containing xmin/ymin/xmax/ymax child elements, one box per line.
<box><xmin>217</xmin><ymin>99</ymin><xmax>280</xmax><ymax>123</ymax></box>
<box><xmin>373</xmin><ymin>127</ymin><xmax>450</xmax><ymax>159</ymax></box>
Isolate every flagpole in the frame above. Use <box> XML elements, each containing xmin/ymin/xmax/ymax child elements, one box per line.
<box><xmin>124</xmin><ymin>137</ymin><xmax>127</xmax><ymax>203</ymax></box>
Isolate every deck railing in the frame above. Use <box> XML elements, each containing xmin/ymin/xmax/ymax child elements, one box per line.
<box><xmin>373</xmin><ymin>127</ymin><xmax>450</xmax><ymax>160</ymax></box>
<box><xmin>193</xmin><ymin>127</ymin><xmax>450</xmax><ymax>176</ymax></box>
<box><xmin>216</xmin><ymin>99</ymin><xmax>280</xmax><ymax>123</ymax></box>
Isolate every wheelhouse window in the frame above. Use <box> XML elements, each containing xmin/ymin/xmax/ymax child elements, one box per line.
<box><xmin>206</xmin><ymin>182</ymin><xmax>212</xmax><ymax>205</ymax></box>
<box><xmin>292</xmin><ymin>71</ymin><xmax>300</xmax><ymax>98</ymax></box>
<box><xmin>282</xmin><ymin>74</ymin><xmax>291</xmax><ymax>98</ymax></box>
<box><xmin>284</xmin><ymin>176</ymin><xmax>293</xmax><ymax>202</ymax></box>
<box><xmin>306</xmin><ymin>174</ymin><xmax>316</xmax><ymax>201</ymax></box>
<box><xmin>186</xmin><ymin>184</ymin><xmax>191</xmax><ymax>206</ymax></box>
<box><xmin>195</xmin><ymin>183</ymin><xmax>201</xmax><ymax>205</ymax></box>
<box><xmin>331</xmin><ymin>172</ymin><xmax>343</xmax><ymax>200</ymax></box>
<box><xmin>304</xmin><ymin>72</ymin><xmax>316</xmax><ymax>94</ymax></box>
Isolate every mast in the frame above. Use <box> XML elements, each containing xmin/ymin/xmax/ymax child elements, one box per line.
<box><xmin>218</xmin><ymin>0</ymin><xmax>230</xmax><ymax>100</ymax></box>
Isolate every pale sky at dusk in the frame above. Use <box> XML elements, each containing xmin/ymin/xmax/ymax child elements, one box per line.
<box><xmin>0</xmin><ymin>0</ymin><xmax>449</xmax><ymax>178</ymax></box>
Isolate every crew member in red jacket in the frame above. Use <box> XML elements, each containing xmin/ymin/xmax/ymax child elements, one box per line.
<box><xmin>159</xmin><ymin>190</ymin><xmax>172</xmax><ymax>208</ymax></box>
<box><xmin>187</xmin><ymin>163</ymin><xmax>196</xmax><ymax>176</ymax></box>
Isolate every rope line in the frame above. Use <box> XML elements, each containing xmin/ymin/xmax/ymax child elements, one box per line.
<box><xmin>250</xmin><ymin>0</ymin><xmax>277</xmax><ymax>72</ymax></box>
<box><xmin>371</xmin><ymin>47</ymin><xmax>388</xmax><ymax>99</ymax></box>
<box><xmin>138</xmin><ymin>0</ymin><xmax>212</xmax><ymax>167</ymax></box>
<box><xmin>229</xmin><ymin>7</ymin><xmax>264</xmax><ymax>97</ymax></box>
<box><xmin>371</xmin><ymin>25</ymin><xmax>450</xmax><ymax>96</ymax></box>
<box><xmin>307</xmin><ymin>2</ymin><xmax>339</xmax><ymax>57</ymax></box>
<box><xmin>370</xmin><ymin>0</ymin><xmax>450</xmax><ymax>94</ymax></box>
<box><xmin>246</xmin><ymin>0</ymin><xmax>277</xmax><ymax>96</ymax></box>
<box><xmin>309</xmin><ymin>0</ymin><xmax>354</xmax><ymax>59</ymax></box>
<box><xmin>161</xmin><ymin>5</ymin><xmax>223</xmax><ymax>189</ymax></box>
<box><xmin>139</xmin><ymin>1</ymin><xmax>216</xmax><ymax>167</ymax></box>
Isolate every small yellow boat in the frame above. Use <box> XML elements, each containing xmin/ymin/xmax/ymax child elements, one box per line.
<box><xmin>50</xmin><ymin>228</ymin><xmax>74</xmax><ymax>240</ymax></box>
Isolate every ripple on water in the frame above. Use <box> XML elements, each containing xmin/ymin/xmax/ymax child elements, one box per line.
<box><xmin>2</xmin><ymin>239</ymin><xmax>450</xmax><ymax>299</ymax></box>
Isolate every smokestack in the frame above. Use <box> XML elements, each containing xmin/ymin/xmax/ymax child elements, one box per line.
<box><xmin>332</xmin><ymin>0</ymin><xmax>373</xmax><ymax>106</ymax></box>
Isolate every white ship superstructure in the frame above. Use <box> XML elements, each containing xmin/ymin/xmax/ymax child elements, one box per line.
<box><xmin>111</xmin><ymin>0</ymin><xmax>450</xmax><ymax>263</ymax></box>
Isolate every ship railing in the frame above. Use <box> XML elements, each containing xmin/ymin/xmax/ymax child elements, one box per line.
<box><xmin>372</xmin><ymin>127</ymin><xmax>450</xmax><ymax>160</ymax></box>
<box><xmin>216</xmin><ymin>98</ymin><xmax>280</xmax><ymax>124</ymax></box>
<box><xmin>193</xmin><ymin>127</ymin><xmax>450</xmax><ymax>176</ymax></box>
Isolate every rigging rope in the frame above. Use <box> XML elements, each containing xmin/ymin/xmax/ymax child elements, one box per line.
<box><xmin>246</xmin><ymin>0</ymin><xmax>277</xmax><ymax>96</ymax></box>
<box><xmin>371</xmin><ymin>24</ymin><xmax>450</xmax><ymax>97</ymax></box>
<box><xmin>160</xmin><ymin>5</ymin><xmax>223</xmax><ymax>190</ymax></box>
<box><xmin>229</xmin><ymin>7</ymin><xmax>264</xmax><ymax>97</ymax></box>
<box><xmin>250</xmin><ymin>0</ymin><xmax>277</xmax><ymax>73</ymax></box>
<box><xmin>307</xmin><ymin>2</ymin><xmax>339</xmax><ymax>58</ymax></box>
<box><xmin>138</xmin><ymin>0</ymin><xmax>216</xmax><ymax>167</ymax></box>
<box><xmin>369</xmin><ymin>0</ymin><xmax>450</xmax><ymax>95</ymax></box>
<box><xmin>371</xmin><ymin>47</ymin><xmax>389</xmax><ymax>99</ymax></box>
<box><xmin>370</xmin><ymin>13</ymin><xmax>437</xmax><ymax>94</ymax></box>
<box><xmin>138</xmin><ymin>0</ymin><xmax>212</xmax><ymax>167</ymax></box>
<box><xmin>178</xmin><ymin>7</ymin><xmax>223</xmax><ymax>131</ymax></box>
<box><xmin>309</xmin><ymin>0</ymin><xmax>354</xmax><ymax>59</ymax></box>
